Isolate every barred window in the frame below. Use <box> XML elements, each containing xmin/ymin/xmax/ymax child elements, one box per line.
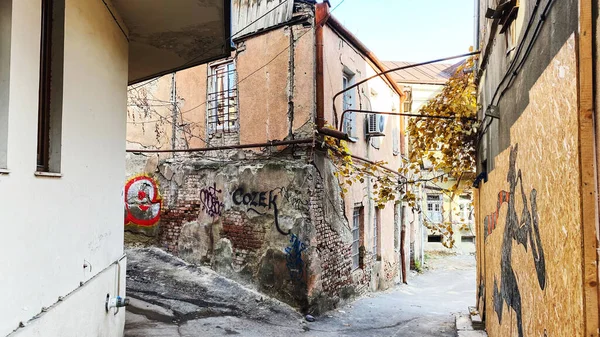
<box><xmin>207</xmin><ymin>61</ymin><xmax>238</xmax><ymax>133</ymax></box>
<box><xmin>352</xmin><ymin>207</ymin><xmax>361</xmax><ymax>269</ymax></box>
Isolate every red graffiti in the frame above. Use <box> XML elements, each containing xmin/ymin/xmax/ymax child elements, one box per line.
<box><xmin>124</xmin><ymin>175</ymin><xmax>162</xmax><ymax>227</ymax></box>
<box><xmin>486</xmin><ymin>190</ymin><xmax>510</xmax><ymax>236</ymax></box>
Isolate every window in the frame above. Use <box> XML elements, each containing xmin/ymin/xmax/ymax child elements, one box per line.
<box><xmin>0</xmin><ymin>0</ymin><xmax>12</xmax><ymax>170</ymax></box>
<box><xmin>428</xmin><ymin>235</ymin><xmax>442</xmax><ymax>243</ymax></box>
<box><xmin>37</xmin><ymin>0</ymin><xmax>65</xmax><ymax>173</ymax></box>
<box><xmin>403</xmin><ymin>87</ymin><xmax>412</xmax><ymax>113</ymax></box>
<box><xmin>207</xmin><ymin>61</ymin><xmax>237</xmax><ymax>134</ymax></box>
<box><xmin>426</xmin><ymin>194</ymin><xmax>443</xmax><ymax>223</ymax></box>
<box><xmin>351</xmin><ymin>207</ymin><xmax>362</xmax><ymax>269</ymax></box>
<box><xmin>392</xmin><ymin>128</ymin><xmax>399</xmax><ymax>156</ymax></box>
<box><xmin>461</xmin><ymin>236</ymin><xmax>475</xmax><ymax>243</ymax></box>
<box><xmin>373</xmin><ymin>207</ymin><xmax>381</xmax><ymax>259</ymax></box>
<box><xmin>342</xmin><ymin>71</ymin><xmax>357</xmax><ymax>138</ymax></box>
<box><xmin>459</xmin><ymin>194</ymin><xmax>473</xmax><ymax>222</ymax></box>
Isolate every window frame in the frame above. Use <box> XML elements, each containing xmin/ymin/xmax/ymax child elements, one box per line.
<box><xmin>403</xmin><ymin>86</ymin><xmax>412</xmax><ymax>113</ymax></box>
<box><xmin>351</xmin><ymin>207</ymin><xmax>362</xmax><ymax>270</ymax></box>
<box><xmin>207</xmin><ymin>60</ymin><xmax>238</xmax><ymax>134</ymax></box>
<box><xmin>342</xmin><ymin>70</ymin><xmax>357</xmax><ymax>138</ymax></box>
<box><xmin>373</xmin><ymin>207</ymin><xmax>381</xmax><ymax>259</ymax></box>
<box><xmin>426</xmin><ymin>193</ymin><xmax>443</xmax><ymax>223</ymax></box>
<box><xmin>36</xmin><ymin>0</ymin><xmax>64</xmax><ymax>174</ymax></box>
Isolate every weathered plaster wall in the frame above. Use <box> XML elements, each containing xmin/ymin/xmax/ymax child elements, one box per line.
<box><xmin>322</xmin><ymin>24</ymin><xmax>402</xmax><ymax>286</ymax></box>
<box><xmin>144</xmin><ymin>147</ymin><xmax>397</xmax><ymax>313</ymax></box>
<box><xmin>477</xmin><ymin>35</ymin><xmax>584</xmax><ymax>337</ymax></box>
<box><xmin>126</xmin><ymin>23</ymin><xmax>316</xmax><ymax>155</ymax></box>
<box><xmin>0</xmin><ymin>0</ymin><xmax>127</xmax><ymax>335</ymax></box>
<box><xmin>152</xmin><ymin>155</ymin><xmax>318</xmax><ymax>310</ymax></box>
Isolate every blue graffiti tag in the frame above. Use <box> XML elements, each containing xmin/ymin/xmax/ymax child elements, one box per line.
<box><xmin>284</xmin><ymin>234</ymin><xmax>307</xmax><ymax>281</ymax></box>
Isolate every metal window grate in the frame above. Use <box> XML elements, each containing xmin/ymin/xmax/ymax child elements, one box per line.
<box><xmin>352</xmin><ymin>207</ymin><xmax>361</xmax><ymax>269</ymax></box>
<box><xmin>207</xmin><ymin>62</ymin><xmax>238</xmax><ymax>134</ymax></box>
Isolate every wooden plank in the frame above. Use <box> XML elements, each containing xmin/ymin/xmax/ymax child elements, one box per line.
<box><xmin>577</xmin><ymin>0</ymin><xmax>600</xmax><ymax>335</ymax></box>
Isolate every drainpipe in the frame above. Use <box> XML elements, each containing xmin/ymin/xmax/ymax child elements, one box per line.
<box><xmin>170</xmin><ymin>73</ymin><xmax>177</xmax><ymax>157</ymax></box>
<box><xmin>400</xmin><ymin>205</ymin><xmax>407</xmax><ymax>284</ymax></box>
<box><xmin>315</xmin><ymin>2</ymin><xmax>328</xmax><ymax>129</ymax></box>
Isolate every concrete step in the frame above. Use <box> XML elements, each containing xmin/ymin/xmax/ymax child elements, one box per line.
<box><xmin>456</xmin><ymin>312</ymin><xmax>487</xmax><ymax>337</ymax></box>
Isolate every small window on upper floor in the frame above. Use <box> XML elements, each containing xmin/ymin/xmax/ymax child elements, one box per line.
<box><xmin>342</xmin><ymin>71</ymin><xmax>357</xmax><ymax>138</ymax></box>
<box><xmin>0</xmin><ymin>0</ymin><xmax>12</xmax><ymax>170</ymax></box>
<box><xmin>373</xmin><ymin>207</ymin><xmax>381</xmax><ymax>260</ymax></box>
<box><xmin>37</xmin><ymin>0</ymin><xmax>65</xmax><ymax>174</ymax></box>
<box><xmin>403</xmin><ymin>87</ymin><xmax>412</xmax><ymax>113</ymax></box>
<box><xmin>207</xmin><ymin>61</ymin><xmax>238</xmax><ymax>134</ymax></box>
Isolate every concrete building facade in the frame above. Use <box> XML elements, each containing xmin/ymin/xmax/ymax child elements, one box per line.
<box><xmin>0</xmin><ymin>0</ymin><xmax>229</xmax><ymax>336</ymax></box>
<box><xmin>125</xmin><ymin>1</ymin><xmax>406</xmax><ymax>314</ymax></box>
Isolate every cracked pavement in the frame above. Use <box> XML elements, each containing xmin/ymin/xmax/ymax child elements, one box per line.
<box><xmin>124</xmin><ymin>248</ymin><xmax>475</xmax><ymax>336</ymax></box>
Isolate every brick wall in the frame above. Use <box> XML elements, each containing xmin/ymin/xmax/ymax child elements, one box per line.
<box><xmin>160</xmin><ymin>201</ymin><xmax>202</xmax><ymax>253</ymax></box>
<box><xmin>220</xmin><ymin>210</ymin><xmax>266</xmax><ymax>270</ymax></box>
<box><xmin>310</xmin><ymin>175</ymin><xmax>353</xmax><ymax>302</ymax></box>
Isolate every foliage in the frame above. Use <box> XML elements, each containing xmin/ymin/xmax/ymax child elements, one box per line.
<box><xmin>325</xmin><ymin>55</ymin><xmax>479</xmax><ymax>249</ymax></box>
<box><xmin>407</xmin><ymin>56</ymin><xmax>479</xmax><ymax>182</ymax></box>
<box><xmin>414</xmin><ymin>259</ymin><xmax>423</xmax><ymax>273</ymax></box>
<box><xmin>324</xmin><ymin>133</ymin><xmax>400</xmax><ymax>209</ymax></box>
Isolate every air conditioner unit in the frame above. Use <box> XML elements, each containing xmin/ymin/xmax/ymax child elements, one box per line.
<box><xmin>366</xmin><ymin>114</ymin><xmax>385</xmax><ymax>137</ymax></box>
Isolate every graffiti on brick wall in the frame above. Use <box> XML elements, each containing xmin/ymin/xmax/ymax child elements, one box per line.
<box><xmin>200</xmin><ymin>183</ymin><xmax>225</xmax><ymax>217</ymax></box>
<box><xmin>484</xmin><ymin>144</ymin><xmax>546</xmax><ymax>337</ymax></box>
<box><xmin>232</xmin><ymin>187</ymin><xmax>290</xmax><ymax>235</ymax></box>
<box><xmin>125</xmin><ymin>175</ymin><xmax>162</xmax><ymax>227</ymax></box>
<box><xmin>284</xmin><ymin>234</ymin><xmax>307</xmax><ymax>281</ymax></box>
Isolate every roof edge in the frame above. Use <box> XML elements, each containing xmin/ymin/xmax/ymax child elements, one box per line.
<box><xmin>324</xmin><ymin>15</ymin><xmax>405</xmax><ymax>99</ymax></box>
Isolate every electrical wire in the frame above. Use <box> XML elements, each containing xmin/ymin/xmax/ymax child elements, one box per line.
<box><xmin>177</xmin><ymin>0</ymin><xmax>348</xmax><ymax>117</ymax></box>
<box><xmin>478</xmin><ymin>0</ymin><xmax>555</xmax><ymax>145</ymax></box>
<box><xmin>181</xmin><ymin>0</ymin><xmax>293</xmax><ymax>68</ymax></box>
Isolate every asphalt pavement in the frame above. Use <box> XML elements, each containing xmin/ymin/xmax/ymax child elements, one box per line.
<box><xmin>124</xmin><ymin>248</ymin><xmax>476</xmax><ymax>337</ymax></box>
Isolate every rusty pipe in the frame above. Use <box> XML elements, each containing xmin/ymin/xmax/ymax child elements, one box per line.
<box><xmin>126</xmin><ymin>138</ymin><xmax>313</xmax><ymax>153</ymax></box>
<box><xmin>332</xmin><ymin>51</ymin><xmax>481</xmax><ymax>128</ymax></box>
<box><xmin>315</xmin><ymin>2</ymin><xmax>328</xmax><ymax>129</ymax></box>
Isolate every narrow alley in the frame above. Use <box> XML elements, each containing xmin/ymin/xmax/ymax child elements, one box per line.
<box><xmin>124</xmin><ymin>248</ymin><xmax>475</xmax><ymax>337</ymax></box>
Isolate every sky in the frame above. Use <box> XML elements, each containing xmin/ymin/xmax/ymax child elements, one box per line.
<box><xmin>327</xmin><ymin>0</ymin><xmax>475</xmax><ymax>62</ymax></box>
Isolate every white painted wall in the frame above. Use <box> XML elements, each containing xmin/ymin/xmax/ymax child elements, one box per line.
<box><xmin>0</xmin><ymin>0</ymin><xmax>128</xmax><ymax>335</ymax></box>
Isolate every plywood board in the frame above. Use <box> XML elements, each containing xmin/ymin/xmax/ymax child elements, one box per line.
<box><xmin>478</xmin><ymin>34</ymin><xmax>585</xmax><ymax>337</ymax></box>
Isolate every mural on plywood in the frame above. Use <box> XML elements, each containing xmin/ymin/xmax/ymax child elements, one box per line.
<box><xmin>124</xmin><ymin>175</ymin><xmax>162</xmax><ymax>227</ymax></box>
<box><xmin>483</xmin><ymin>144</ymin><xmax>546</xmax><ymax>337</ymax></box>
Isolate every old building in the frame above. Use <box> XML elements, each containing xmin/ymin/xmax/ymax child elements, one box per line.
<box><xmin>126</xmin><ymin>1</ymin><xmax>406</xmax><ymax>313</ymax></box>
<box><xmin>383</xmin><ymin>61</ymin><xmax>476</xmax><ymax>269</ymax></box>
<box><xmin>0</xmin><ymin>0</ymin><xmax>229</xmax><ymax>336</ymax></box>
<box><xmin>474</xmin><ymin>0</ymin><xmax>599</xmax><ymax>336</ymax></box>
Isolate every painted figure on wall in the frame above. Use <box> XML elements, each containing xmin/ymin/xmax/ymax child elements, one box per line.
<box><xmin>484</xmin><ymin>144</ymin><xmax>546</xmax><ymax>337</ymax></box>
<box><xmin>124</xmin><ymin>175</ymin><xmax>162</xmax><ymax>227</ymax></box>
<box><xmin>285</xmin><ymin>234</ymin><xmax>308</xmax><ymax>281</ymax></box>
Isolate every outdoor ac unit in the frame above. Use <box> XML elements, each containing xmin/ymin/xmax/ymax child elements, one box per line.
<box><xmin>366</xmin><ymin>114</ymin><xmax>385</xmax><ymax>137</ymax></box>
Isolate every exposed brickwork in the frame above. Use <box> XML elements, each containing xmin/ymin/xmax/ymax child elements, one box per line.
<box><xmin>159</xmin><ymin>201</ymin><xmax>202</xmax><ymax>254</ymax></box>
<box><xmin>220</xmin><ymin>211</ymin><xmax>266</xmax><ymax>269</ymax></box>
<box><xmin>310</xmin><ymin>175</ymin><xmax>353</xmax><ymax>301</ymax></box>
